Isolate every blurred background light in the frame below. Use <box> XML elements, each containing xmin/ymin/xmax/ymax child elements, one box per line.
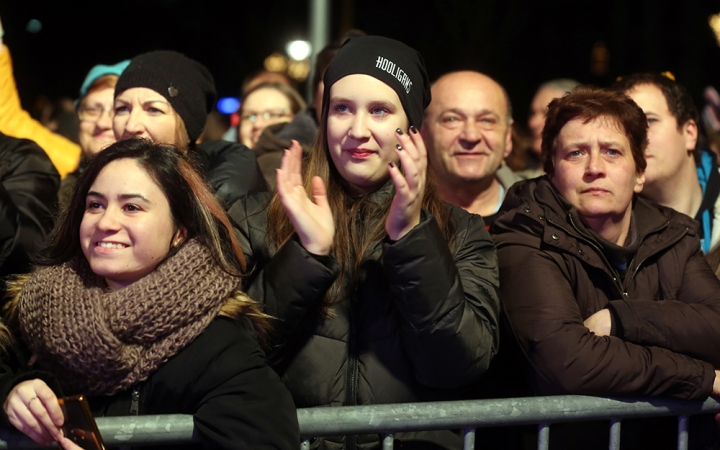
<box><xmin>264</xmin><ymin>52</ymin><xmax>288</xmax><ymax>72</ymax></box>
<box><xmin>286</xmin><ymin>40</ymin><xmax>311</xmax><ymax>60</ymax></box>
<box><xmin>217</xmin><ymin>97</ymin><xmax>240</xmax><ymax>114</ymax></box>
<box><xmin>710</xmin><ymin>13</ymin><xmax>720</xmax><ymax>46</ymax></box>
<box><xmin>26</xmin><ymin>19</ymin><xmax>42</xmax><ymax>33</ymax></box>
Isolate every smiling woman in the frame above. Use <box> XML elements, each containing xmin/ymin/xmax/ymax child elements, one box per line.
<box><xmin>0</xmin><ymin>138</ymin><xmax>299</xmax><ymax>450</ymax></box>
<box><xmin>229</xmin><ymin>36</ymin><xmax>501</xmax><ymax>449</ymax></box>
<box><xmin>79</xmin><ymin>157</ymin><xmax>185</xmax><ymax>290</ymax></box>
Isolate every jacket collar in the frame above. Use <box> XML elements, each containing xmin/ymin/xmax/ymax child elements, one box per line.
<box><xmin>495</xmin><ymin>177</ymin><xmax>697</xmax><ymax>273</ymax></box>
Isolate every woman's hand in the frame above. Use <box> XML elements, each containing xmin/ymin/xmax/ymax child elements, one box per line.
<box><xmin>386</xmin><ymin>126</ymin><xmax>426</xmax><ymax>241</ymax></box>
<box><xmin>583</xmin><ymin>309</ymin><xmax>612</xmax><ymax>336</ymax></box>
<box><xmin>3</xmin><ymin>379</ymin><xmax>64</xmax><ymax>446</ymax></box>
<box><xmin>276</xmin><ymin>140</ymin><xmax>335</xmax><ymax>255</ymax></box>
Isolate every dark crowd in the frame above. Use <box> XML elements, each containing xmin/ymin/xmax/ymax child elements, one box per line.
<box><xmin>1</xmin><ymin>14</ymin><xmax>720</xmax><ymax>450</ymax></box>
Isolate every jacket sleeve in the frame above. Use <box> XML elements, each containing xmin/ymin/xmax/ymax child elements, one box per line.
<box><xmin>382</xmin><ymin>210</ymin><xmax>500</xmax><ymax>388</ymax></box>
<box><xmin>607</xmin><ymin>244</ymin><xmax>720</xmax><ymax>367</ymax></box>
<box><xmin>198</xmin><ymin>141</ymin><xmax>268</xmax><ymax>207</ymax></box>
<box><xmin>248</xmin><ymin>239</ymin><xmax>340</xmax><ymax>351</ymax></box>
<box><xmin>229</xmin><ymin>196</ymin><xmax>340</xmax><ymax>354</ymax></box>
<box><xmin>0</xmin><ymin>45</ymin><xmax>80</xmax><ymax>178</ymax></box>
<box><xmin>499</xmin><ymin>245</ymin><xmax>715</xmax><ymax>400</ymax></box>
<box><xmin>0</xmin><ymin>134</ymin><xmax>59</xmax><ymax>276</ymax></box>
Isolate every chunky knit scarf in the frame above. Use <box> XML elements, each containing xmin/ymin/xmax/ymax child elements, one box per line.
<box><xmin>17</xmin><ymin>239</ymin><xmax>238</xmax><ymax>396</ymax></box>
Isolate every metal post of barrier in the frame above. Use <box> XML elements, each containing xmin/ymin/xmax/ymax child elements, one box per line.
<box><xmin>382</xmin><ymin>433</ymin><xmax>393</xmax><ymax>450</ymax></box>
<box><xmin>677</xmin><ymin>415</ymin><xmax>689</xmax><ymax>450</ymax></box>
<box><xmin>538</xmin><ymin>423</ymin><xmax>549</xmax><ymax>450</ymax></box>
<box><xmin>463</xmin><ymin>428</ymin><xmax>475</xmax><ymax>450</ymax></box>
<box><xmin>608</xmin><ymin>419</ymin><xmax>621</xmax><ymax>450</ymax></box>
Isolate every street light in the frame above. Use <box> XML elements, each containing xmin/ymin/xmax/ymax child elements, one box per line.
<box><xmin>286</xmin><ymin>40</ymin><xmax>312</xmax><ymax>61</ymax></box>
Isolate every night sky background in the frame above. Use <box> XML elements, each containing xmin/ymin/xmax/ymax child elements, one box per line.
<box><xmin>2</xmin><ymin>0</ymin><xmax>719</xmax><ymax>128</ymax></box>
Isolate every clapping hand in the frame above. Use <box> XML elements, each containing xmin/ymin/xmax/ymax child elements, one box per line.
<box><xmin>385</xmin><ymin>126</ymin><xmax>426</xmax><ymax>241</ymax></box>
<box><xmin>276</xmin><ymin>140</ymin><xmax>335</xmax><ymax>255</ymax></box>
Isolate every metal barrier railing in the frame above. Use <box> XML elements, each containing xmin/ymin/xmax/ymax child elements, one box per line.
<box><xmin>0</xmin><ymin>395</ymin><xmax>718</xmax><ymax>449</ymax></box>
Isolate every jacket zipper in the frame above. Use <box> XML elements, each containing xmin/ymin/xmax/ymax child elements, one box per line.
<box><xmin>623</xmin><ymin>223</ymin><xmax>686</xmax><ymax>290</ymax></box>
<box><xmin>344</xmin><ymin>298</ymin><xmax>358</xmax><ymax>450</ymax></box>
<box><xmin>555</xmin><ymin>215</ymin><xmax>625</xmax><ymax>296</ymax></box>
<box><xmin>344</xmin><ymin>300</ymin><xmax>358</xmax><ymax>450</ymax></box>
<box><xmin>130</xmin><ymin>389</ymin><xmax>140</xmax><ymax>415</ymax></box>
<box><xmin>555</xmin><ymin>214</ymin><xmax>681</xmax><ymax>297</ymax></box>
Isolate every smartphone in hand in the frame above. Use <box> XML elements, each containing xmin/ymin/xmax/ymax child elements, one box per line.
<box><xmin>58</xmin><ymin>395</ymin><xmax>105</xmax><ymax>450</ymax></box>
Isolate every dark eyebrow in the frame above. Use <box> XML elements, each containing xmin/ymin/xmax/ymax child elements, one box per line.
<box><xmin>86</xmin><ymin>191</ymin><xmax>105</xmax><ymax>199</ymax></box>
<box><xmin>120</xmin><ymin>194</ymin><xmax>151</xmax><ymax>203</ymax></box>
<box><xmin>87</xmin><ymin>191</ymin><xmax>151</xmax><ymax>203</ymax></box>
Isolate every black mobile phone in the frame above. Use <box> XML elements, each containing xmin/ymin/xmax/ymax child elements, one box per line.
<box><xmin>57</xmin><ymin>395</ymin><xmax>106</xmax><ymax>450</ymax></box>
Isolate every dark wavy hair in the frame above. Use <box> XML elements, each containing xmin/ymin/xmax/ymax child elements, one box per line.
<box><xmin>39</xmin><ymin>138</ymin><xmax>245</xmax><ymax>275</ymax></box>
<box><xmin>5</xmin><ymin>138</ymin><xmax>271</xmax><ymax>349</ymax></box>
<box><xmin>541</xmin><ymin>86</ymin><xmax>648</xmax><ymax>177</ymax></box>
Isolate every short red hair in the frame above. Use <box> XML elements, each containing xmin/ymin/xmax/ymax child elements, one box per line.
<box><xmin>541</xmin><ymin>86</ymin><xmax>648</xmax><ymax>176</ymax></box>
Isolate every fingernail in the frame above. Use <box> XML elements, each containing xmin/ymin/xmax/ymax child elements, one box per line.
<box><xmin>395</xmin><ymin>144</ymin><xmax>403</xmax><ymax>151</ymax></box>
<box><xmin>388</xmin><ymin>161</ymin><xmax>395</xmax><ymax>168</ymax></box>
<box><xmin>410</xmin><ymin>125</ymin><xmax>418</xmax><ymax>134</ymax></box>
<box><xmin>396</xmin><ymin>128</ymin><xmax>403</xmax><ymax>135</ymax></box>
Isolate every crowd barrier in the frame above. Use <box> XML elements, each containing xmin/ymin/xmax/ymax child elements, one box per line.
<box><xmin>0</xmin><ymin>395</ymin><xmax>718</xmax><ymax>449</ymax></box>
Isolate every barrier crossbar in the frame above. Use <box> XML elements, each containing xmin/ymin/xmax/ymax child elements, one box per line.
<box><xmin>0</xmin><ymin>395</ymin><xmax>717</xmax><ymax>449</ymax></box>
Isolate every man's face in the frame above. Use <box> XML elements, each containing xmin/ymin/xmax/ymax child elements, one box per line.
<box><xmin>625</xmin><ymin>83</ymin><xmax>697</xmax><ymax>189</ymax></box>
<box><xmin>551</xmin><ymin>117</ymin><xmax>644</xmax><ymax>226</ymax></box>
<box><xmin>422</xmin><ymin>72</ymin><xmax>512</xmax><ymax>187</ymax></box>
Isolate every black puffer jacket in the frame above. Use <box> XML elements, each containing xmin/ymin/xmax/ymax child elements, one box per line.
<box><xmin>194</xmin><ymin>140</ymin><xmax>267</xmax><ymax>207</ymax></box>
<box><xmin>492</xmin><ymin>177</ymin><xmax>720</xmax><ymax>400</ymax></box>
<box><xmin>229</xmin><ymin>186</ymin><xmax>501</xmax><ymax>449</ymax></box>
<box><xmin>0</xmin><ymin>133</ymin><xmax>59</xmax><ymax>278</ymax></box>
<box><xmin>0</xmin><ymin>317</ymin><xmax>300</xmax><ymax>450</ymax></box>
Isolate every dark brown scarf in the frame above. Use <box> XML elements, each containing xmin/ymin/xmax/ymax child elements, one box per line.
<box><xmin>17</xmin><ymin>239</ymin><xmax>238</xmax><ymax>396</ymax></box>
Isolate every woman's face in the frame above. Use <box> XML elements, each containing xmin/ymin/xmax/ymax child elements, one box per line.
<box><xmin>80</xmin><ymin>158</ymin><xmax>184</xmax><ymax>291</ymax></box>
<box><xmin>78</xmin><ymin>86</ymin><xmax>116</xmax><ymax>158</ymax></box>
<box><xmin>113</xmin><ymin>87</ymin><xmax>180</xmax><ymax>146</ymax></box>
<box><xmin>239</xmin><ymin>88</ymin><xmax>293</xmax><ymax>148</ymax></box>
<box><xmin>327</xmin><ymin>74</ymin><xmax>408</xmax><ymax>194</ymax></box>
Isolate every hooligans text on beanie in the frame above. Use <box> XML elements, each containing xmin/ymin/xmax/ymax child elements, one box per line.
<box><xmin>322</xmin><ymin>36</ymin><xmax>431</xmax><ymax>129</ymax></box>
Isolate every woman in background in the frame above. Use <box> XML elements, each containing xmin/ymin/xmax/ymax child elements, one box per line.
<box><xmin>113</xmin><ymin>51</ymin><xmax>267</xmax><ymax>206</ymax></box>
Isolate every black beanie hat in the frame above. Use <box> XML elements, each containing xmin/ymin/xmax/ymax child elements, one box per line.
<box><xmin>322</xmin><ymin>36</ymin><xmax>431</xmax><ymax>128</ymax></box>
<box><xmin>115</xmin><ymin>50</ymin><xmax>216</xmax><ymax>144</ymax></box>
